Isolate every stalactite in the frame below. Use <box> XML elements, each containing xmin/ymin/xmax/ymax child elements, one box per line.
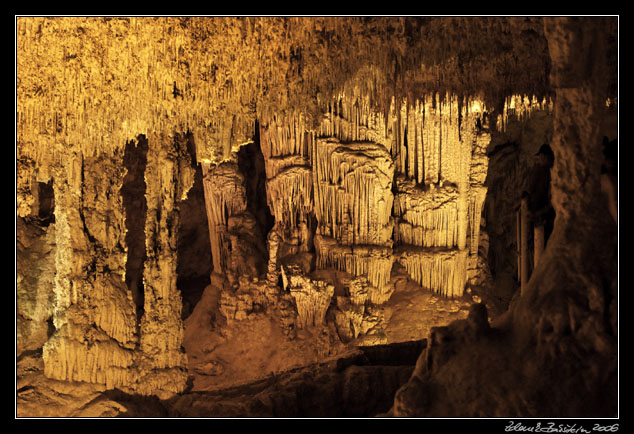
<box><xmin>314</xmin><ymin>234</ymin><xmax>393</xmax><ymax>291</ymax></box>
<box><xmin>389</xmin><ymin>92</ymin><xmax>490</xmax><ymax>297</ymax></box>
<box><xmin>314</xmin><ymin>138</ymin><xmax>394</xmax><ymax>246</ymax></box>
<box><xmin>496</xmin><ymin>94</ymin><xmax>554</xmax><ymax>132</ymax></box>
<box><xmin>201</xmin><ymin>161</ymin><xmax>248</xmax><ymax>273</ymax></box>
<box><xmin>468</xmin><ymin>186</ymin><xmax>488</xmax><ymax>256</ymax></box>
<box><xmin>394</xmin><ymin>176</ymin><xmax>460</xmax><ymax>248</ymax></box>
<box><xmin>259</xmin><ymin>112</ymin><xmax>315</xmax><ymax>250</ymax></box>
<box><xmin>395</xmin><ymin>246</ymin><xmax>468</xmax><ymax>298</ymax></box>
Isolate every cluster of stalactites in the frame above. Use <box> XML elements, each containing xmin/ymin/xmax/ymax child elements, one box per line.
<box><xmin>266</xmin><ymin>167</ymin><xmax>314</xmax><ymax>235</ymax></box>
<box><xmin>311</xmin><ymin>138</ymin><xmax>394</xmax><ymax>292</ymax></box>
<box><xmin>396</xmin><ymin>246</ymin><xmax>468</xmax><ymax>298</ymax></box>
<box><xmin>496</xmin><ymin>94</ymin><xmax>554</xmax><ymax>132</ymax></box>
<box><xmin>259</xmin><ymin>113</ymin><xmax>315</xmax><ymax>238</ymax></box>
<box><xmin>392</xmin><ymin>93</ymin><xmax>487</xmax><ymax>187</ymax></box>
<box><xmin>317</xmin><ymin>93</ymin><xmax>392</xmax><ymax>151</ymax></box>
<box><xmin>386</xmin><ymin>93</ymin><xmax>491</xmax><ymax>297</ymax></box>
<box><xmin>314</xmin><ymin>234</ymin><xmax>393</xmax><ymax>291</ymax></box>
<box><xmin>393</xmin><ymin>178</ymin><xmax>460</xmax><ymax>248</ymax></box>
<box><xmin>313</xmin><ymin>138</ymin><xmax>394</xmax><ymax>246</ymax></box>
<box><xmin>16</xmin><ymin>17</ymin><xmax>263</xmax><ymax>171</ymax></box>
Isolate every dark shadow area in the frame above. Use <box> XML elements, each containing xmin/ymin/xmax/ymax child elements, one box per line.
<box><xmin>121</xmin><ymin>135</ymin><xmax>148</xmax><ymax>322</ymax></box>
<box><xmin>176</xmin><ymin>135</ymin><xmax>213</xmax><ymax>319</ymax></box>
<box><xmin>106</xmin><ymin>340</ymin><xmax>423</xmax><ymax>418</ymax></box>
<box><xmin>237</xmin><ymin>120</ymin><xmax>275</xmax><ymax>256</ymax></box>
<box><xmin>482</xmin><ymin>141</ymin><xmax>522</xmax><ymax>315</ymax></box>
<box><xmin>36</xmin><ymin>180</ymin><xmax>55</xmax><ymax>226</ymax></box>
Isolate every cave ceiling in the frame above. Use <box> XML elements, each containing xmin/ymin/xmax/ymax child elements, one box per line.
<box><xmin>16</xmin><ymin>16</ymin><xmax>616</xmax><ymax>167</ymax></box>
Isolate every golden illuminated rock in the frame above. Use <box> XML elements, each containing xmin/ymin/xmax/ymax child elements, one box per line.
<box><xmin>281</xmin><ymin>264</ymin><xmax>334</xmax><ymax>329</ymax></box>
<box><xmin>16</xmin><ymin>16</ymin><xmax>616</xmax><ymax>417</ymax></box>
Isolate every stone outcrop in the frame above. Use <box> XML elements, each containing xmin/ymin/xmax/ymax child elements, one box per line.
<box><xmin>218</xmin><ymin>276</ymin><xmax>271</xmax><ymax>322</ymax></box>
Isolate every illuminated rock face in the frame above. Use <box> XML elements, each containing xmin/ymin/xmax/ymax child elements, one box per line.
<box><xmin>387</xmin><ymin>95</ymin><xmax>491</xmax><ymax>297</ymax></box>
<box><xmin>38</xmin><ymin>134</ymin><xmax>193</xmax><ymax>398</ymax></box>
<box><xmin>16</xmin><ymin>17</ymin><xmax>617</xmax><ymax>415</ymax></box>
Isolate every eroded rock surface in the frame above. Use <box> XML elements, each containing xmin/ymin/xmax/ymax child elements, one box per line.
<box><xmin>16</xmin><ymin>16</ymin><xmax>617</xmax><ymax>418</ymax></box>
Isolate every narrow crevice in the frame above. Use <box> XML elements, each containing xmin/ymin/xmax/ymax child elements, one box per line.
<box><xmin>37</xmin><ymin>180</ymin><xmax>55</xmax><ymax>226</ymax></box>
<box><xmin>122</xmin><ymin>135</ymin><xmax>148</xmax><ymax>323</ymax></box>
<box><xmin>176</xmin><ymin>133</ymin><xmax>213</xmax><ymax>319</ymax></box>
<box><xmin>237</xmin><ymin>120</ymin><xmax>275</xmax><ymax>258</ymax></box>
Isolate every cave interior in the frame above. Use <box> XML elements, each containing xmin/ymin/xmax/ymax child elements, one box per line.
<box><xmin>16</xmin><ymin>16</ymin><xmax>618</xmax><ymax>419</ymax></box>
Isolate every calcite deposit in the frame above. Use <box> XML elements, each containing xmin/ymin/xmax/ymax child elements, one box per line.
<box><xmin>16</xmin><ymin>16</ymin><xmax>617</xmax><ymax>418</ymax></box>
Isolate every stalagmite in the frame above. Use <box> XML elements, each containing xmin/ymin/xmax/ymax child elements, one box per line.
<box><xmin>42</xmin><ymin>150</ymin><xmax>139</xmax><ymax>390</ymax></box>
<box><xmin>281</xmin><ymin>264</ymin><xmax>334</xmax><ymax>329</ymax></box>
<box><xmin>134</xmin><ymin>133</ymin><xmax>193</xmax><ymax>397</ymax></box>
<box><xmin>201</xmin><ymin>161</ymin><xmax>267</xmax><ymax>280</ymax></box>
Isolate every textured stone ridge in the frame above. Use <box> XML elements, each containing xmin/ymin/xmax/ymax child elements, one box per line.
<box><xmin>42</xmin><ymin>149</ymin><xmax>138</xmax><ymax>390</ymax></box>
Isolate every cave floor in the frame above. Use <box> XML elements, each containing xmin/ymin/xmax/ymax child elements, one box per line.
<box><xmin>182</xmin><ymin>266</ymin><xmax>479</xmax><ymax>393</ymax></box>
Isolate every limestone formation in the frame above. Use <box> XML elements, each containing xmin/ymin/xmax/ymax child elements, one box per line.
<box><xmin>281</xmin><ymin>264</ymin><xmax>334</xmax><ymax>329</ymax></box>
<box><xmin>16</xmin><ymin>16</ymin><xmax>616</xmax><ymax>418</ymax></box>
<box><xmin>16</xmin><ymin>218</ymin><xmax>55</xmax><ymax>356</ymax></box>
<box><xmin>314</xmin><ymin>139</ymin><xmax>394</xmax><ymax>247</ymax></box>
<box><xmin>389</xmin><ymin>95</ymin><xmax>491</xmax><ymax>298</ymax></box>
<box><xmin>332</xmin><ymin>273</ymin><xmax>394</xmax><ymax>344</ymax></box>
<box><xmin>201</xmin><ymin>161</ymin><xmax>267</xmax><ymax>281</ymax></box>
<box><xmin>313</xmin><ymin>138</ymin><xmax>395</xmax><ymax>299</ymax></box>
<box><xmin>260</xmin><ymin>115</ymin><xmax>314</xmax><ymax>234</ymax></box>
